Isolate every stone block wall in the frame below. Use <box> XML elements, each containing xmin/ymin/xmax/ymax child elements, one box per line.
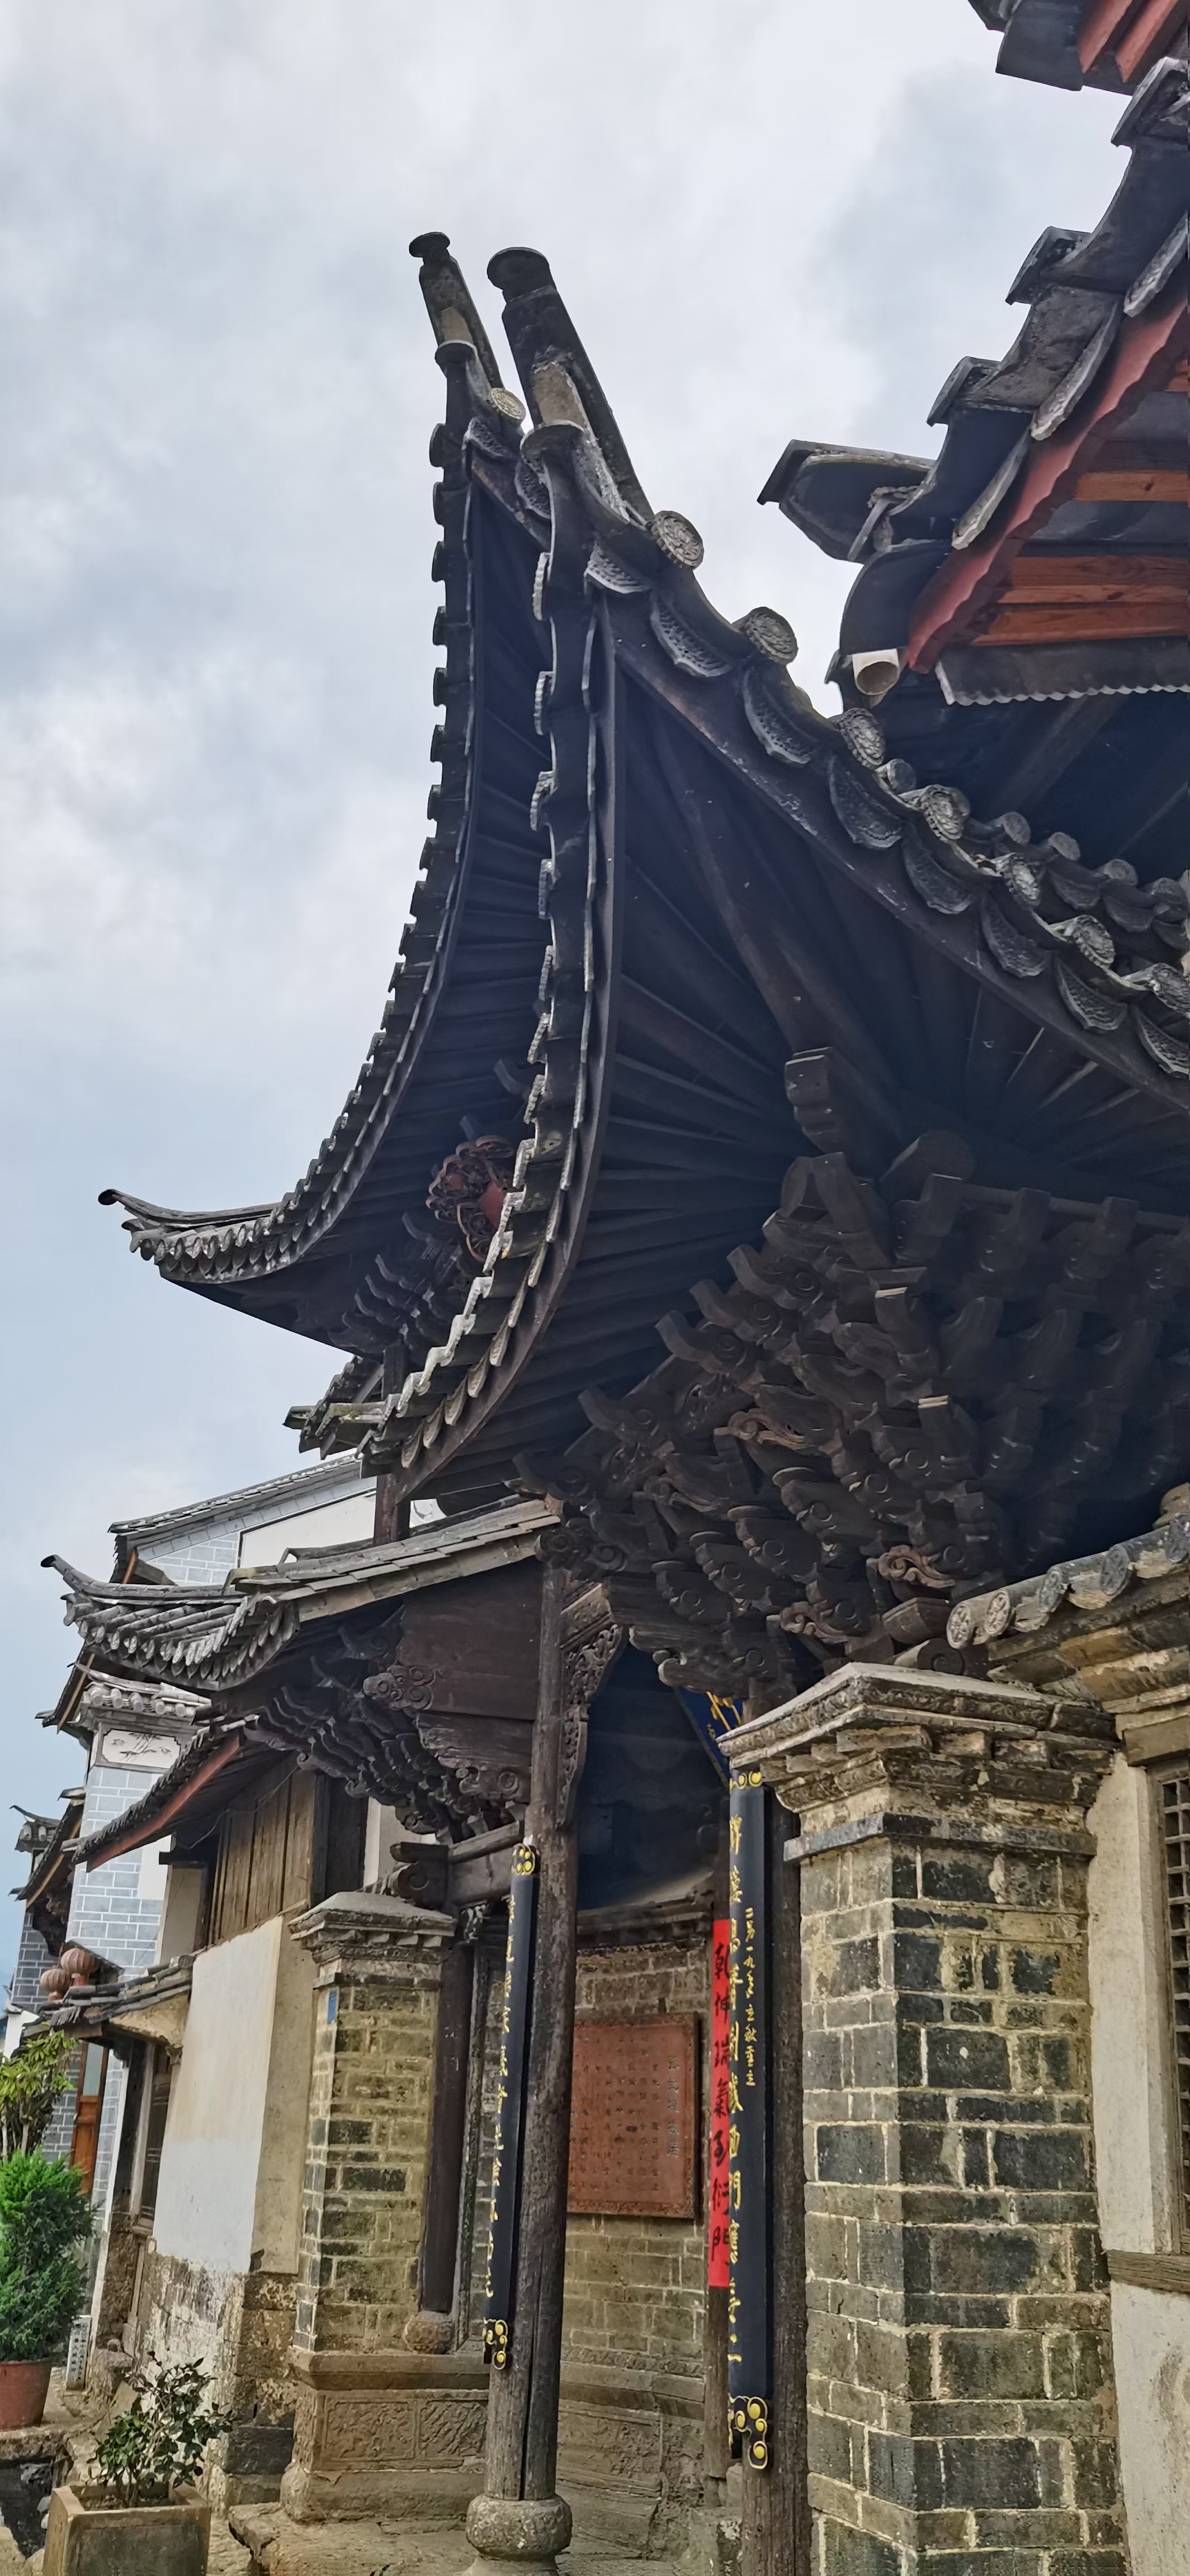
<box><xmin>134</xmin><ymin>2244</ymin><xmax>300</xmax><ymax>2503</ymax></box>
<box><xmin>295</xmin><ymin>1958</ymin><xmax>440</xmax><ymax>2354</ymax></box>
<box><xmin>800</xmin><ymin>1827</ymin><xmax>1126</xmax><ymax>2576</ymax></box>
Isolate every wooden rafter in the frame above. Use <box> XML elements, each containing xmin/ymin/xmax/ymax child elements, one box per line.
<box><xmin>1079</xmin><ymin>0</ymin><xmax>1190</xmax><ymax>84</ymax></box>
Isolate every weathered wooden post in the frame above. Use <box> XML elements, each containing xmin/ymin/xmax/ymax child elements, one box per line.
<box><xmin>465</xmin><ymin>1575</ymin><xmax>620</xmax><ymax>2575</ymax></box>
<box><xmin>727</xmin><ymin>1763</ymin><xmax>813</xmax><ymax>2576</ymax></box>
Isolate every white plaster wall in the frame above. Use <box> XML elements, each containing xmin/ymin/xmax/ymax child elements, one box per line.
<box><xmin>238</xmin><ymin>1488</ymin><xmax>376</xmax><ymax>1566</ymax></box>
<box><xmin>1087</xmin><ymin>1754</ymin><xmax>1179</xmax><ymax>2253</ymax></box>
<box><xmin>252</xmin><ymin>1922</ymin><xmax>317</xmax><ymax>2272</ymax></box>
<box><xmin>1111</xmin><ymin>2282</ymin><xmax>1190</xmax><ymax>2576</ymax></box>
<box><xmin>153</xmin><ymin>1917</ymin><xmax>284</xmax><ymax>2274</ymax></box>
<box><xmin>155</xmin><ymin>1865</ymin><xmax>205</xmax><ymax>1964</ymax></box>
<box><xmin>365</xmin><ymin>1802</ymin><xmax>400</xmax><ymax>1888</ymax></box>
<box><xmin>1088</xmin><ymin>1753</ymin><xmax>1190</xmax><ymax>2574</ymax></box>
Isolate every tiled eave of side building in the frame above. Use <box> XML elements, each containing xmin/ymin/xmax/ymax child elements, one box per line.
<box><xmin>948</xmin><ymin>1494</ymin><xmax>1190</xmax><ymax>1764</ymax></box>
<box><xmin>45</xmin><ymin>1499</ymin><xmax>558</xmax><ymax>1834</ymax></box>
<box><xmin>970</xmin><ymin>0</ymin><xmax>1190</xmax><ymax>91</ymax></box>
<box><xmin>766</xmin><ymin>59</ymin><xmax>1188</xmax><ymax>714</ymax></box>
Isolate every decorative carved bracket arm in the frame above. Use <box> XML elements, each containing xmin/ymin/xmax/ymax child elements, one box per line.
<box><xmin>555</xmin><ymin>1584</ymin><xmax>624</xmax><ymax>1826</ymax></box>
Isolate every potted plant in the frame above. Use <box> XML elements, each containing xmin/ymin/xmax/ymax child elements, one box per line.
<box><xmin>0</xmin><ymin>2028</ymin><xmax>77</xmax><ymax>2160</ymax></box>
<box><xmin>0</xmin><ymin>2152</ymin><xmax>91</xmax><ymax>2430</ymax></box>
<box><xmin>45</xmin><ymin>2356</ymin><xmax>229</xmax><ymax>2573</ymax></box>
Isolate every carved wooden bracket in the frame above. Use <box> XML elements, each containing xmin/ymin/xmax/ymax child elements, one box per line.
<box><xmin>556</xmin><ymin>1585</ymin><xmax>624</xmax><ymax>1826</ymax></box>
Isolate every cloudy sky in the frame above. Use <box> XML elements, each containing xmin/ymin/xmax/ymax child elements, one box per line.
<box><xmin>0</xmin><ymin>0</ymin><xmax>1121</xmax><ymax>1984</ymax></box>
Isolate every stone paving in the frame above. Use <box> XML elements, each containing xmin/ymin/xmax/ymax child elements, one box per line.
<box><xmin>229</xmin><ymin>2512</ymin><xmax>686</xmax><ymax>2576</ymax></box>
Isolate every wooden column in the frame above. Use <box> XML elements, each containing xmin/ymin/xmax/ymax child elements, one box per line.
<box><xmin>703</xmin><ymin>1825</ymin><xmax>731</xmax><ymax>2484</ymax></box>
<box><xmin>372</xmin><ymin>1344</ymin><xmax>411</xmax><ymax>1545</ymax></box>
<box><xmin>740</xmin><ymin>1791</ymin><xmax>810</xmax><ymax>2576</ymax></box>
<box><xmin>466</xmin><ymin>1575</ymin><xmax>620</xmax><ymax>2575</ymax></box>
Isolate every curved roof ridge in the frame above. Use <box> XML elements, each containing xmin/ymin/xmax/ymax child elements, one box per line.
<box><xmin>100</xmin><ymin>247</ymin><xmax>527</xmax><ymax>1299</ymax></box>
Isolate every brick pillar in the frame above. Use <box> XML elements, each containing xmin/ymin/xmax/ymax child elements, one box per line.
<box><xmin>282</xmin><ymin>1890</ymin><xmax>489</xmax><ymax>2524</ymax></box>
<box><xmin>738</xmin><ymin>1663</ymin><xmax>1128</xmax><ymax>2576</ymax></box>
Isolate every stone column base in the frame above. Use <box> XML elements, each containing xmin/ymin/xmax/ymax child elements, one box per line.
<box><xmin>465</xmin><ymin>2491</ymin><xmax>572</xmax><ymax>2573</ymax></box>
<box><xmin>281</xmin><ymin>2351</ymin><xmax>488</xmax><ymax>2524</ymax></box>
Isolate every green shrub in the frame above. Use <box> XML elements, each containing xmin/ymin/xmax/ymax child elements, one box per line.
<box><xmin>93</xmin><ymin>2358</ymin><xmax>230</xmax><ymax>2507</ymax></box>
<box><xmin>0</xmin><ymin>2152</ymin><xmax>91</xmax><ymax>2362</ymax></box>
<box><xmin>0</xmin><ymin>2030</ymin><xmax>77</xmax><ymax>2161</ymax></box>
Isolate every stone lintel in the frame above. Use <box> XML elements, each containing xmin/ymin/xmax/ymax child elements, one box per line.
<box><xmin>285</xmin><ymin>2345</ymin><xmax>703</xmax><ymax>2415</ymax></box>
<box><xmin>731</xmin><ymin>1660</ymin><xmax>1116</xmax><ymax>1849</ymax></box>
<box><xmin>287</xmin><ymin>2343</ymin><xmax>489</xmax><ymax>2391</ymax></box>
<box><xmin>288</xmin><ymin>1887</ymin><xmax>455</xmax><ymax>1977</ymax></box>
<box><xmin>785</xmin><ymin>1807</ymin><xmax>1096</xmax><ymax>1865</ymax></box>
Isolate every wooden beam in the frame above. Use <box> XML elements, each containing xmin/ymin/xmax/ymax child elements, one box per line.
<box><xmin>1078</xmin><ymin>0</ymin><xmax>1147</xmax><ymax>72</ymax></box>
<box><xmin>976</xmin><ymin>599</ymin><xmax>1187</xmax><ymax>645</ymax></box>
<box><xmin>1074</xmin><ymin>468</ymin><xmax>1190</xmax><ymax>505</ymax></box>
<box><xmin>994</xmin><ymin>555</ymin><xmax>1188</xmax><ymax>603</ymax></box>
<box><xmin>1115</xmin><ymin>0</ymin><xmax>1188</xmax><ymax>82</ymax></box>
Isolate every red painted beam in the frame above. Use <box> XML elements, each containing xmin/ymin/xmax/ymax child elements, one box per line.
<box><xmin>1115</xmin><ymin>0</ymin><xmax>1188</xmax><ymax>83</ymax></box>
<box><xmin>85</xmin><ymin>1732</ymin><xmax>244</xmax><ymax>1869</ymax></box>
<box><xmin>1078</xmin><ymin>0</ymin><xmax>1146</xmax><ymax>74</ymax></box>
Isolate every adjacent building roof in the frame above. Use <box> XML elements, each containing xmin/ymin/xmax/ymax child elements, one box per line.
<box><xmin>970</xmin><ymin>0</ymin><xmax>1189</xmax><ymax>91</ymax></box>
<box><xmin>765</xmin><ymin>60</ymin><xmax>1188</xmax><ymax>707</ymax></box>
<box><xmin>55</xmin><ymin>1498</ymin><xmax>559</xmax><ymax>1848</ymax></box>
<box><xmin>947</xmin><ymin>1495</ymin><xmax>1190</xmax><ymax>1642</ymax></box>
<box><xmin>11</xmin><ymin>1790</ymin><xmax>86</xmax><ymax>1944</ymax></box>
<box><xmin>45</xmin><ymin>1497</ymin><xmax>554</xmax><ymax>1696</ymax></box>
<box><xmin>109</xmin><ymin>1456</ymin><xmax>371</xmax><ymax>1556</ymax></box>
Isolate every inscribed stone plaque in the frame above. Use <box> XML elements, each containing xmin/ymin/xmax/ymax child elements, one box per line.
<box><xmin>568</xmin><ymin>2017</ymin><xmax>697</xmax><ymax>2218</ymax></box>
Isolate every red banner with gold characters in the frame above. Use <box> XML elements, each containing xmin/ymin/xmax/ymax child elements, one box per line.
<box><xmin>709</xmin><ymin>1916</ymin><xmax>731</xmax><ymax>2288</ymax></box>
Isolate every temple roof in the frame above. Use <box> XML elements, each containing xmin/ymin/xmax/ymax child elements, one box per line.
<box><xmin>97</xmin><ymin>198</ymin><xmax>1190</xmax><ymax>1522</ymax></box>
<box><xmin>11</xmin><ymin>1790</ymin><xmax>84</xmax><ymax>1922</ymax></box>
<box><xmin>970</xmin><ymin>1</ymin><xmax>1190</xmax><ymax>90</ymax></box>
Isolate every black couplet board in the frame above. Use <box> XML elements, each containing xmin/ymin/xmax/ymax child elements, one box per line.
<box><xmin>727</xmin><ymin>1767</ymin><xmax>771</xmax><ymax>2468</ymax></box>
<box><xmin>483</xmin><ymin>1841</ymin><xmax>537</xmax><ymax>2367</ymax></box>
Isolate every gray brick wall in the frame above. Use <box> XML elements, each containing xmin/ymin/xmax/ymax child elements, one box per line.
<box><xmin>132</xmin><ymin>1463</ymin><xmax>374</xmax><ymax>1587</ymax></box>
<box><xmin>66</xmin><ymin>1765</ymin><xmax>166</xmax><ymax>1974</ymax></box>
<box><xmin>8</xmin><ymin>1910</ymin><xmax>52</xmax><ymax>2011</ymax></box>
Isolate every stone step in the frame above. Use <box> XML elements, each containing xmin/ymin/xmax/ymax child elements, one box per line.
<box><xmin>228</xmin><ymin>2508</ymin><xmax>685</xmax><ymax>2576</ymax></box>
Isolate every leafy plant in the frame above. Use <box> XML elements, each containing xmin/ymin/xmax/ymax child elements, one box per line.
<box><xmin>92</xmin><ymin>2357</ymin><xmax>231</xmax><ymax>2507</ymax></box>
<box><xmin>0</xmin><ymin>2031</ymin><xmax>77</xmax><ymax>2161</ymax></box>
<box><xmin>0</xmin><ymin>2152</ymin><xmax>91</xmax><ymax>2362</ymax></box>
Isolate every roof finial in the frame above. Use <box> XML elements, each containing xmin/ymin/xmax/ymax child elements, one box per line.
<box><xmin>487</xmin><ymin>244</ymin><xmax>652</xmax><ymax>524</ymax></box>
<box><xmin>408</xmin><ymin>232</ymin><xmax>506</xmax><ymax>394</ymax></box>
